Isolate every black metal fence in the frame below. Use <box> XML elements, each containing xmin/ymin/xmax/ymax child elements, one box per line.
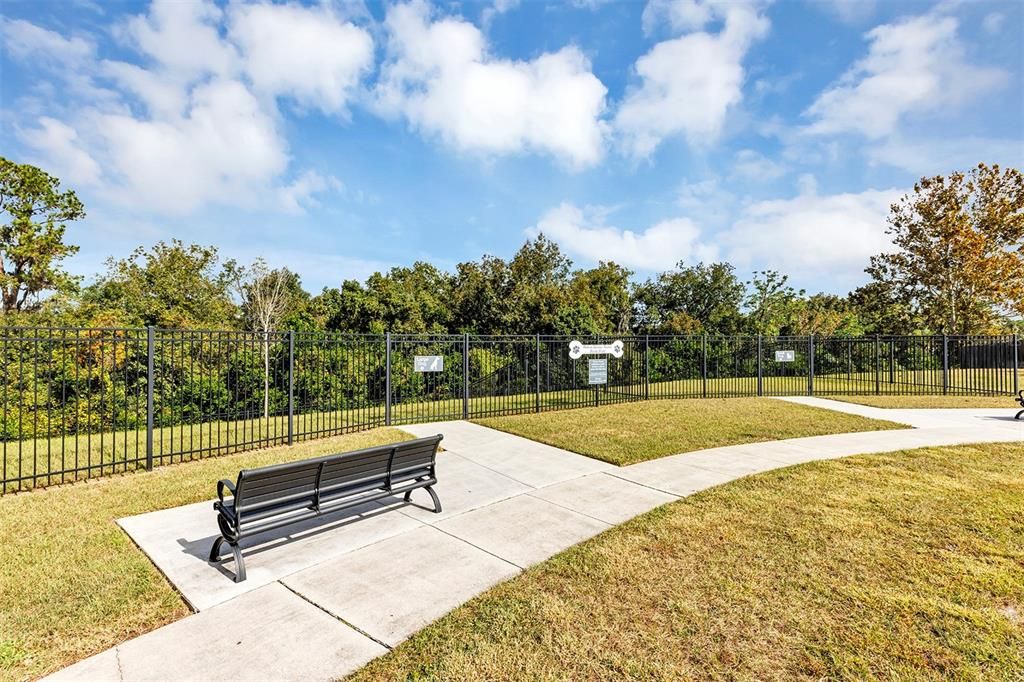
<box><xmin>1</xmin><ymin>328</ymin><xmax>1019</xmax><ymax>492</ymax></box>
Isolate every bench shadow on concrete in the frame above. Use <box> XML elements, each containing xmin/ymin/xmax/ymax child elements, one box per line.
<box><xmin>174</xmin><ymin>495</ymin><xmax>438</xmax><ymax>579</ymax></box>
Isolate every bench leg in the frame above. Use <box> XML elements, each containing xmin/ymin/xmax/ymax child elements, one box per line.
<box><xmin>231</xmin><ymin>543</ymin><xmax>246</xmax><ymax>583</ymax></box>
<box><xmin>1016</xmin><ymin>408</ymin><xmax>1023</xmax><ymax>420</ymax></box>
<box><xmin>424</xmin><ymin>485</ymin><xmax>442</xmax><ymax>514</ymax></box>
<box><xmin>403</xmin><ymin>485</ymin><xmax>442</xmax><ymax>513</ymax></box>
<box><xmin>209</xmin><ymin>536</ymin><xmax>246</xmax><ymax>582</ymax></box>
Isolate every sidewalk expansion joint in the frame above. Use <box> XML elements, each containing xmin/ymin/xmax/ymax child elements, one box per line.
<box><xmin>278</xmin><ymin>581</ymin><xmax>393</xmax><ymax>651</ymax></box>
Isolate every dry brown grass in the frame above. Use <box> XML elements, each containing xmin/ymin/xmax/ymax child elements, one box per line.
<box><xmin>0</xmin><ymin>427</ymin><xmax>413</xmax><ymax>681</ymax></box>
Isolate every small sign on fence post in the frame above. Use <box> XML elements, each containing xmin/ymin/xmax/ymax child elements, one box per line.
<box><xmin>414</xmin><ymin>355</ymin><xmax>444</xmax><ymax>372</ymax></box>
<box><xmin>569</xmin><ymin>339</ymin><xmax>624</xmax><ymax>359</ymax></box>
<box><xmin>588</xmin><ymin>358</ymin><xmax>608</xmax><ymax>385</ymax></box>
<box><xmin>775</xmin><ymin>350</ymin><xmax>795</xmax><ymax>362</ymax></box>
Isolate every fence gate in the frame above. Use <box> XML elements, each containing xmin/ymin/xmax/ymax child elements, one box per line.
<box><xmin>387</xmin><ymin>334</ymin><xmax>466</xmax><ymax>424</ymax></box>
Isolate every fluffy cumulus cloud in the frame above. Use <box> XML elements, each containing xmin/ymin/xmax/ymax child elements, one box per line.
<box><xmin>805</xmin><ymin>13</ymin><xmax>1007</xmax><ymax>138</ymax></box>
<box><xmin>228</xmin><ymin>2</ymin><xmax>374</xmax><ymax>115</ymax></box>
<box><xmin>615</xmin><ymin>0</ymin><xmax>769</xmax><ymax>158</ymax></box>
<box><xmin>528</xmin><ymin>203</ymin><xmax>717</xmax><ymax>271</ymax></box>
<box><xmin>4</xmin><ymin>0</ymin><xmax>373</xmax><ymax>214</ymax></box>
<box><xmin>374</xmin><ymin>0</ymin><xmax>608</xmax><ymax>168</ymax></box>
<box><xmin>721</xmin><ymin>183</ymin><xmax>902</xmax><ymax>278</ymax></box>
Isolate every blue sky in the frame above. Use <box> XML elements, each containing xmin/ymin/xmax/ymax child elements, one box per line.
<box><xmin>1</xmin><ymin>0</ymin><xmax>1022</xmax><ymax>296</ymax></box>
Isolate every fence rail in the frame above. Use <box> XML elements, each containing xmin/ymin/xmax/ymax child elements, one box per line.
<box><xmin>1</xmin><ymin>328</ymin><xmax>1019</xmax><ymax>493</ymax></box>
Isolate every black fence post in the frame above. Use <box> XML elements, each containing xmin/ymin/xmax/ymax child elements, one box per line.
<box><xmin>874</xmin><ymin>334</ymin><xmax>880</xmax><ymax>395</ymax></box>
<box><xmin>462</xmin><ymin>333</ymin><xmax>469</xmax><ymax>419</ymax></box>
<box><xmin>385</xmin><ymin>332</ymin><xmax>392</xmax><ymax>426</ymax></box>
<box><xmin>889</xmin><ymin>340</ymin><xmax>895</xmax><ymax>384</ymax></box>
<box><xmin>146</xmin><ymin>326</ymin><xmax>154</xmax><ymax>471</ymax></box>
<box><xmin>644</xmin><ymin>335</ymin><xmax>650</xmax><ymax>401</ymax></box>
<box><xmin>287</xmin><ymin>330</ymin><xmax>294</xmax><ymax>445</ymax></box>
<box><xmin>942</xmin><ymin>334</ymin><xmax>949</xmax><ymax>395</ymax></box>
<box><xmin>701</xmin><ymin>335</ymin><xmax>708</xmax><ymax>398</ymax></box>
<box><xmin>756</xmin><ymin>334</ymin><xmax>763</xmax><ymax>397</ymax></box>
<box><xmin>535</xmin><ymin>334</ymin><xmax>541</xmax><ymax>413</ymax></box>
<box><xmin>1013</xmin><ymin>333</ymin><xmax>1019</xmax><ymax>396</ymax></box>
<box><xmin>808</xmin><ymin>335</ymin><xmax>815</xmax><ymax>396</ymax></box>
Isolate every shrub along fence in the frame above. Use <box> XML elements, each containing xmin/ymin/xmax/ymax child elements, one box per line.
<box><xmin>1</xmin><ymin>327</ymin><xmax>1019</xmax><ymax>492</ymax></box>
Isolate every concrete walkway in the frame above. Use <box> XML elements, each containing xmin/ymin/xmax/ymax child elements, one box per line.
<box><xmin>48</xmin><ymin>402</ymin><xmax>1022</xmax><ymax>681</ymax></box>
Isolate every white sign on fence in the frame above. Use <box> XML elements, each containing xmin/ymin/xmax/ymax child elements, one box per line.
<box><xmin>414</xmin><ymin>355</ymin><xmax>444</xmax><ymax>372</ymax></box>
<box><xmin>569</xmin><ymin>339</ymin><xmax>624</xmax><ymax>359</ymax></box>
<box><xmin>775</xmin><ymin>350</ymin><xmax>796</xmax><ymax>362</ymax></box>
<box><xmin>588</xmin><ymin>358</ymin><xmax>608</xmax><ymax>384</ymax></box>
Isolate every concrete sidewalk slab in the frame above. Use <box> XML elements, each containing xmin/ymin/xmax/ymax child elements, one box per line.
<box><xmin>392</xmin><ymin>451</ymin><xmax>530</xmax><ymax>523</ymax></box>
<box><xmin>611</xmin><ymin>460</ymin><xmax>744</xmax><ymax>496</ymax></box>
<box><xmin>51</xmin><ymin>583</ymin><xmax>386</xmax><ymax>682</ymax></box>
<box><xmin>452</xmin><ymin>436</ymin><xmax>614</xmax><ymax>488</ymax></box>
<box><xmin>435</xmin><ymin>494</ymin><xmax>610</xmax><ymax>568</ymax></box>
<box><xmin>282</xmin><ymin>525</ymin><xmax>519</xmax><ymax>647</ymax></box>
<box><xmin>119</xmin><ymin>496</ymin><xmax>423</xmax><ymax>611</ymax></box>
<box><xmin>529</xmin><ymin>472</ymin><xmax>676</xmax><ymax>525</ymax></box>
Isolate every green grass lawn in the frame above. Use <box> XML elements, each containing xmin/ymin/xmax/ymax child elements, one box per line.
<box><xmin>351</xmin><ymin>441</ymin><xmax>1024</xmax><ymax>681</ymax></box>
<box><xmin>830</xmin><ymin>394</ymin><xmax>1022</xmax><ymax>409</ymax></box>
<box><xmin>476</xmin><ymin>398</ymin><xmax>907</xmax><ymax>465</ymax></box>
<box><xmin>0</xmin><ymin>427</ymin><xmax>413</xmax><ymax>681</ymax></box>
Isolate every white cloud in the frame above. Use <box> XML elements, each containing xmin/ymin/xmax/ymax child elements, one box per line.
<box><xmin>278</xmin><ymin>171</ymin><xmax>343</xmax><ymax>214</ymax></box>
<box><xmin>866</xmin><ymin>136</ymin><xmax>1024</xmax><ymax>176</ymax></box>
<box><xmin>374</xmin><ymin>0</ymin><xmax>608</xmax><ymax>168</ymax></box>
<box><xmin>805</xmin><ymin>13</ymin><xmax>1008</xmax><ymax>139</ymax></box>
<box><xmin>228</xmin><ymin>2</ymin><xmax>374</xmax><ymax>115</ymax></box>
<box><xmin>116</xmin><ymin>0</ymin><xmax>237</xmax><ymax>80</ymax></box>
<box><xmin>982</xmin><ymin>12</ymin><xmax>1004</xmax><ymax>35</ymax></box>
<box><xmin>13</xmin><ymin>0</ymin><xmax>371</xmax><ymax>216</ymax></box>
<box><xmin>527</xmin><ymin>202</ymin><xmax>717</xmax><ymax>271</ymax></box>
<box><xmin>615</xmin><ymin>0</ymin><xmax>769</xmax><ymax>158</ymax></box>
<box><xmin>812</xmin><ymin>0</ymin><xmax>877</xmax><ymax>24</ymax></box>
<box><xmin>92</xmin><ymin>79</ymin><xmax>289</xmax><ymax>213</ymax></box>
<box><xmin>722</xmin><ymin>185</ymin><xmax>902</xmax><ymax>278</ymax></box>
<box><xmin>731</xmin><ymin>148</ymin><xmax>784</xmax><ymax>181</ymax></box>
<box><xmin>0</xmin><ymin>18</ymin><xmax>94</xmax><ymax>64</ymax></box>
<box><xmin>17</xmin><ymin>117</ymin><xmax>102</xmax><ymax>185</ymax></box>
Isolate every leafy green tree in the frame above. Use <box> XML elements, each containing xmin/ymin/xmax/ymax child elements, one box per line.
<box><xmin>0</xmin><ymin>157</ymin><xmax>84</xmax><ymax>311</ymax></box>
<box><xmin>866</xmin><ymin>163</ymin><xmax>1024</xmax><ymax>333</ymax></box>
<box><xmin>635</xmin><ymin>262</ymin><xmax>744</xmax><ymax>334</ymax></box>
<box><xmin>83</xmin><ymin>240</ymin><xmax>238</xmax><ymax>328</ymax></box>
<box><xmin>744</xmin><ymin>270</ymin><xmax>804</xmax><ymax>336</ymax></box>
<box><xmin>848</xmin><ymin>281</ymin><xmax>922</xmax><ymax>335</ymax></box>
<box><xmin>790</xmin><ymin>293</ymin><xmax>865</xmax><ymax>336</ymax></box>
<box><xmin>568</xmin><ymin>261</ymin><xmax>634</xmax><ymax>334</ymax></box>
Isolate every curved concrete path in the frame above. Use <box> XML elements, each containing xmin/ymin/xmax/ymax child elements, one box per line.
<box><xmin>47</xmin><ymin>400</ymin><xmax>1022</xmax><ymax>681</ymax></box>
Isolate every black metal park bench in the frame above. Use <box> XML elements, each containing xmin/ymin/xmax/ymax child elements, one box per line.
<box><xmin>1016</xmin><ymin>390</ymin><xmax>1023</xmax><ymax>420</ymax></box>
<box><xmin>209</xmin><ymin>434</ymin><xmax>443</xmax><ymax>582</ymax></box>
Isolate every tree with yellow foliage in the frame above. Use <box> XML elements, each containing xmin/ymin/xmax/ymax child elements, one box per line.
<box><xmin>866</xmin><ymin>163</ymin><xmax>1023</xmax><ymax>334</ymax></box>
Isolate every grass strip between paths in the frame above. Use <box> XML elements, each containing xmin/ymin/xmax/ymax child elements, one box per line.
<box><xmin>476</xmin><ymin>398</ymin><xmax>907</xmax><ymax>465</ymax></box>
<box><xmin>830</xmin><ymin>394</ymin><xmax>1020</xmax><ymax>409</ymax></box>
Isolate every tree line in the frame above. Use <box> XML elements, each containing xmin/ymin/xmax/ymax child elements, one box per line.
<box><xmin>2</xmin><ymin>157</ymin><xmax>1022</xmax><ymax>338</ymax></box>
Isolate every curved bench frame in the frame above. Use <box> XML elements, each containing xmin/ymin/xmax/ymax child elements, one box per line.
<box><xmin>1016</xmin><ymin>390</ymin><xmax>1023</xmax><ymax>420</ymax></box>
<box><xmin>209</xmin><ymin>435</ymin><xmax>443</xmax><ymax>582</ymax></box>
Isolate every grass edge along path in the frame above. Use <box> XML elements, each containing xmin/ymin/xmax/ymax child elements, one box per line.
<box><xmin>830</xmin><ymin>394</ymin><xmax>1021</xmax><ymax>409</ymax></box>
<box><xmin>350</xmin><ymin>441</ymin><xmax>1024</xmax><ymax>681</ymax></box>
<box><xmin>475</xmin><ymin>398</ymin><xmax>908</xmax><ymax>465</ymax></box>
<box><xmin>0</xmin><ymin>427</ymin><xmax>413</xmax><ymax>681</ymax></box>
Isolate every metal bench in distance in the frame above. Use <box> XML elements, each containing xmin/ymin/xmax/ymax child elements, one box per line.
<box><xmin>209</xmin><ymin>434</ymin><xmax>443</xmax><ymax>582</ymax></box>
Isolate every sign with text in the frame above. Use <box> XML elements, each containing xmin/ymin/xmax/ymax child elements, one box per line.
<box><xmin>414</xmin><ymin>355</ymin><xmax>444</xmax><ymax>372</ymax></box>
<box><xmin>588</xmin><ymin>358</ymin><xmax>608</xmax><ymax>385</ymax></box>
<box><xmin>569</xmin><ymin>339</ymin><xmax>624</xmax><ymax>359</ymax></box>
<box><xmin>774</xmin><ymin>350</ymin><xmax>796</xmax><ymax>362</ymax></box>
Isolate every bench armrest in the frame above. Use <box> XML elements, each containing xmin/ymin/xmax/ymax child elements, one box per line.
<box><xmin>217</xmin><ymin>479</ymin><xmax>237</xmax><ymax>503</ymax></box>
